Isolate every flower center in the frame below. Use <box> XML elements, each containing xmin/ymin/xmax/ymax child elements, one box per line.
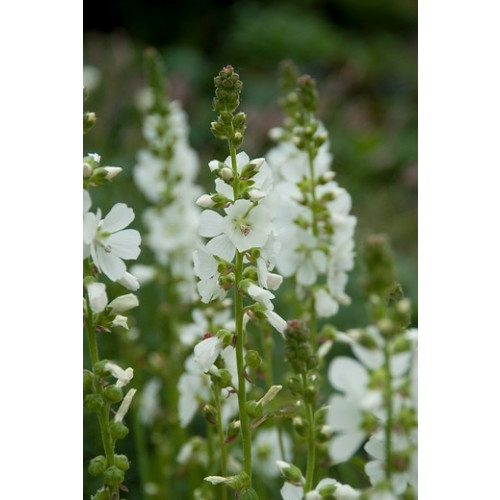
<box><xmin>240</xmin><ymin>224</ymin><xmax>250</xmax><ymax>236</ymax></box>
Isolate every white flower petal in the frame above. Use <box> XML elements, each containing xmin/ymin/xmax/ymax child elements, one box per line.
<box><xmin>329</xmin><ymin>430</ymin><xmax>366</xmax><ymax>463</ymax></box>
<box><xmin>199</xmin><ymin>210</ymin><xmax>223</xmax><ymax>237</ymax></box>
<box><xmin>101</xmin><ymin>203</ymin><xmax>135</xmax><ymax>233</ymax></box>
<box><xmin>206</xmin><ymin>234</ymin><xmax>235</xmax><ymax>262</ymax></box>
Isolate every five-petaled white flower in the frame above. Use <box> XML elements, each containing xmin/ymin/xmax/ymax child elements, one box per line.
<box><xmin>83</xmin><ymin>202</ymin><xmax>141</xmax><ymax>282</ymax></box>
<box><xmin>199</xmin><ymin>199</ymin><xmax>272</xmax><ymax>261</ymax></box>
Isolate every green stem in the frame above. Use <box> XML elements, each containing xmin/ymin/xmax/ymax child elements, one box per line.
<box><xmin>235</xmin><ymin>250</ymin><xmax>252</xmax><ymax>480</ymax></box>
<box><xmin>213</xmin><ymin>384</ymin><xmax>228</xmax><ymax>500</ymax></box>
<box><xmin>228</xmin><ymin>138</ymin><xmax>253</xmax><ymax>484</ymax></box>
<box><xmin>384</xmin><ymin>341</ymin><xmax>393</xmax><ymax>481</ymax></box>
<box><xmin>307</xmin><ymin>147</ymin><xmax>319</xmax><ymax>238</ymax></box>
<box><xmin>302</xmin><ymin>373</ymin><xmax>316</xmax><ymax>493</ymax></box>
<box><xmin>309</xmin><ymin>293</ymin><xmax>317</xmax><ymax>352</ymax></box>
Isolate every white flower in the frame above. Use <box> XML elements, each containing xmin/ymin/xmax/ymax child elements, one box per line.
<box><xmin>263</xmin><ymin>310</ymin><xmax>288</xmax><ymax>335</ymax></box>
<box><xmin>246</xmin><ymin>283</ymin><xmax>275</xmax><ymax>310</ymax></box>
<box><xmin>193</xmin><ymin>246</ymin><xmax>226</xmax><ymax>304</ymax></box>
<box><xmin>111</xmin><ymin>315</ymin><xmax>129</xmax><ymax>330</ymax></box>
<box><xmin>114</xmin><ymin>388</ymin><xmax>137</xmax><ymax>423</ymax></box>
<box><xmin>364</xmin><ymin>430</ymin><xmax>415</xmax><ymax>495</ymax></box>
<box><xmin>314</xmin><ymin>288</ymin><xmax>339</xmax><ymax>318</ymax></box>
<box><xmin>86</xmin><ymin>282</ymin><xmax>108</xmax><ymax>313</ymax></box>
<box><xmin>105</xmin><ymin>361</ymin><xmax>134</xmax><ymax>388</ymax></box>
<box><xmin>177</xmin><ymin>355</ymin><xmax>210</xmax><ymax>427</ymax></box>
<box><xmin>117</xmin><ymin>271</ymin><xmax>140</xmax><ymax>291</ymax></box>
<box><xmin>277</xmin><ymin>227</ymin><xmax>327</xmax><ymax>286</ymax></box>
<box><xmin>84</xmin><ymin>203</ymin><xmax>141</xmax><ymax>282</ymax></box>
<box><xmin>108</xmin><ymin>293</ymin><xmax>139</xmax><ymax>314</ymax></box>
<box><xmin>253</xmin><ymin>427</ymin><xmax>292</xmax><ymax>478</ymax></box>
<box><xmin>199</xmin><ymin>199</ymin><xmax>272</xmax><ymax>261</ymax></box>
<box><xmin>327</xmin><ymin>356</ymin><xmax>383</xmax><ymax>463</ymax></box>
<box><xmin>193</xmin><ymin>336</ymin><xmax>224</xmax><ymax>372</ymax></box>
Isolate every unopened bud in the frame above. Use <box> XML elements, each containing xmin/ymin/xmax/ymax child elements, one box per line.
<box><xmin>88</xmin><ymin>455</ymin><xmax>107</xmax><ymax>477</ymax></box>
<box><xmin>114</xmin><ymin>454</ymin><xmax>130</xmax><ymax>471</ymax></box>
<box><xmin>109</xmin><ymin>421</ymin><xmax>129</xmax><ymax>440</ymax></box>
<box><xmin>103</xmin><ymin>385</ymin><xmax>123</xmax><ymax>403</ymax></box>
<box><xmin>196</xmin><ymin>194</ymin><xmax>216</xmax><ymax>208</ymax></box>
<box><xmin>245</xmin><ymin>400</ymin><xmax>263</xmax><ymax>418</ymax></box>
<box><xmin>245</xmin><ymin>350</ymin><xmax>262</xmax><ymax>369</ymax></box>
<box><xmin>103</xmin><ymin>465</ymin><xmax>125</xmax><ymax>486</ymax></box>
<box><xmin>203</xmin><ymin>404</ymin><xmax>217</xmax><ymax>425</ymax></box>
<box><xmin>276</xmin><ymin>461</ymin><xmax>304</xmax><ymax>486</ymax></box>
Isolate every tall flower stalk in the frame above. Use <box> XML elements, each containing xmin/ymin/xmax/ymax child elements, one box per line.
<box><xmin>83</xmin><ymin>88</ymin><xmax>141</xmax><ymax>500</ymax></box>
<box><xmin>194</xmin><ymin>65</ymin><xmax>287</xmax><ymax>497</ymax></box>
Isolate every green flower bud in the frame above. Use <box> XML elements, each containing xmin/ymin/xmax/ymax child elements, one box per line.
<box><xmin>217</xmin><ymin>368</ymin><xmax>233</xmax><ymax>388</ymax></box>
<box><xmin>292</xmin><ymin>417</ymin><xmax>308</xmax><ymax>438</ymax></box>
<box><xmin>88</xmin><ymin>455</ymin><xmax>107</xmax><ymax>477</ymax></box>
<box><xmin>245</xmin><ymin>400</ymin><xmax>263</xmax><ymax>418</ymax></box>
<box><xmin>203</xmin><ymin>404</ymin><xmax>217</xmax><ymax>425</ymax></box>
<box><xmin>287</xmin><ymin>376</ymin><xmax>303</xmax><ymax>397</ymax></box>
<box><xmin>318</xmin><ymin>483</ymin><xmax>337</xmax><ymax>498</ymax></box>
<box><xmin>114</xmin><ymin>454</ymin><xmax>130</xmax><ymax>471</ymax></box>
<box><xmin>83</xmin><ymin>370</ymin><xmax>95</xmax><ymax>391</ymax></box>
<box><xmin>91</xmin><ymin>487</ymin><xmax>111</xmax><ymax>500</ymax></box>
<box><xmin>84</xmin><ymin>394</ymin><xmax>104</xmax><ymax>413</ymax></box>
<box><xmin>109</xmin><ymin>421</ymin><xmax>129</xmax><ymax>440</ymax></box>
<box><xmin>244</xmin><ymin>350</ymin><xmax>261</xmax><ymax>369</ymax></box>
<box><xmin>225</xmin><ymin>420</ymin><xmax>240</xmax><ymax>443</ymax></box>
<box><xmin>103</xmin><ymin>385</ymin><xmax>123</xmax><ymax>404</ymax></box>
<box><xmin>103</xmin><ymin>465</ymin><xmax>125</xmax><ymax>486</ymax></box>
<box><xmin>240</xmin><ymin>488</ymin><xmax>259</xmax><ymax>500</ymax></box>
<box><xmin>315</xmin><ymin>424</ymin><xmax>334</xmax><ymax>443</ymax></box>
<box><xmin>276</xmin><ymin>460</ymin><xmax>304</xmax><ymax>486</ymax></box>
<box><xmin>93</xmin><ymin>360</ymin><xmax>111</xmax><ymax>378</ymax></box>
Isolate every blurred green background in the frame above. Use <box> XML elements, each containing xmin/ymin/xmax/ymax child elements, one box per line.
<box><xmin>83</xmin><ymin>0</ymin><xmax>417</xmax><ymax>497</ymax></box>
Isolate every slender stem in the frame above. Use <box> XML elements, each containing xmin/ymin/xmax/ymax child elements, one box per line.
<box><xmin>235</xmin><ymin>250</ymin><xmax>252</xmax><ymax>480</ymax></box>
<box><xmin>213</xmin><ymin>384</ymin><xmax>228</xmax><ymax>500</ymax></box>
<box><xmin>384</xmin><ymin>341</ymin><xmax>393</xmax><ymax>481</ymax></box>
<box><xmin>228</xmin><ymin>138</ymin><xmax>253</xmax><ymax>483</ymax></box>
<box><xmin>302</xmin><ymin>373</ymin><xmax>316</xmax><ymax>493</ymax></box>
<box><xmin>309</xmin><ymin>293</ymin><xmax>317</xmax><ymax>352</ymax></box>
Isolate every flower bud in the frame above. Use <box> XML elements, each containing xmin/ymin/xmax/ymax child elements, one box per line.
<box><xmin>196</xmin><ymin>194</ymin><xmax>216</xmax><ymax>208</ymax></box>
<box><xmin>83</xmin><ymin>370</ymin><xmax>95</xmax><ymax>391</ymax></box>
<box><xmin>245</xmin><ymin>400</ymin><xmax>263</xmax><ymax>418</ymax></box>
<box><xmin>225</xmin><ymin>420</ymin><xmax>240</xmax><ymax>443</ymax></box>
<box><xmin>103</xmin><ymin>166</ymin><xmax>122</xmax><ymax>180</ymax></box>
<box><xmin>86</xmin><ymin>282</ymin><xmax>108</xmax><ymax>313</ymax></box>
<box><xmin>92</xmin><ymin>487</ymin><xmax>111</xmax><ymax>500</ymax></box>
<box><xmin>114</xmin><ymin>454</ymin><xmax>130</xmax><ymax>471</ymax></box>
<box><xmin>111</xmin><ymin>315</ymin><xmax>129</xmax><ymax>330</ymax></box>
<box><xmin>257</xmin><ymin>385</ymin><xmax>282</xmax><ymax>406</ymax></box>
<box><xmin>219</xmin><ymin>166</ymin><xmax>234</xmax><ymax>181</ymax></box>
<box><xmin>109</xmin><ymin>421</ymin><xmax>129</xmax><ymax>440</ymax></box>
<box><xmin>103</xmin><ymin>465</ymin><xmax>125</xmax><ymax>486</ymax></box>
<box><xmin>108</xmin><ymin>293</ymin><xmax>139</xmax><ymax>314</ymax></box>
<box><xmin>88</xmin><ymin>455</ymin><xmax>107</xmax><ymax>477</ymax></box>
<box><xmin>240</xmin><ymin>488</ymin><xmax>259</xmax><ymax>500</ymax></box>
<box><xmin>103</xmin><ymin>385</ymin><xmax>123</xmax><ymax>403</ymax></box>
<box><xmin>276</xmin><ymin>461</ymin><xmax>304</xmax><ymax>486</ymax></box>
<box><xmin>292</xmin><ymin>417</ymin><xmax>308</xmax><ymax>438</ymax></box>
<box><xmin>203</xmin><ymin>404</ymin><xmax>217</xmax><ymax>425</ymax></box>
<box><xmin>84</xmin><ymin>394</ymin><xmax>104</xmax><ymax>413</ymax></box>
<box><xmin>244</xmin><ymin>350</ymin><xmax>262</xmax><ymax>369</ymax></box>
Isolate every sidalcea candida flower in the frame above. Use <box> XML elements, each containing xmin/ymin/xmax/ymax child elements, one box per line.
<box><xmin>83</xmin><ymin>197</ymin><xmax>141</xmax><ymax>282</ymax></box>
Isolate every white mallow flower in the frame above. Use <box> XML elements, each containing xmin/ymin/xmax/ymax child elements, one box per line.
<box><xmin>314</xmin><ymin>287</ymin><xmax>339</xmax><ymax>318</ymax></box>
<box><xmin>193</xmin><ymin>245</ymin><xmax>226</xmax><ymax>304</ymax></box>
<box><xmin>105</xmin><ymin>361</ymin><xmax>134</xmax><ymax>388</ymax></box>
<box><xmin>305</xmin><ymin>479</ymin><xmax>361</xmax><ymax>500</ymax></box>
<box><xmin>84</xmin><ymin>203</ymin><xmax>141</xmax><ymax>282</ymax></box>
<box><xmin>364</xmin><ymin>430</ymin><xmax>415</xmax><ymax>495</ymax></box>
<box><xmin>199</xmin><ymin>199</ymin><xmax>272</xmax><ymax>261</ymax></box>
<box><xmin>86</xmin><ymin>282</ymin><xmax>108</xmax><ymax>313</ymax></box>
<box><xmin>253</xmin><ymin>428</ymin><xmax>293</xmax><ymax>479</ymax></box>
<box><xmin>326</xmin><ymin>356</ymin><xmax>383</xmax><ymax>463</ymax></box>
<box><xmin>277</xmin><ymin>226</ymin><xmax>327</xmax><ymax>286</ymax></box>
<box><xmin>177</xmin><ymin>355</ymin><xmax>211</xmax><ymax>428</ymax></box>
<box><xmin>193</xmin><ymin>335</ymin><xmax>224</xmax><ymax>372</ymax></box>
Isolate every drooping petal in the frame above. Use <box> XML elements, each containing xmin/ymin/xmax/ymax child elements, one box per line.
<box><xmin>194</xmin><ymin>336</ymin><xmax>223</xmax><ymax>372</ymax></box>
<box><xmin>327</xmin><ymin>357</ymin><xmax>369</xmax><ymax>397</ymax></box>
<box><xmin>96</xmin><ymin>247</ymin><xmax>127</xmax><ymax>281</ymax></box>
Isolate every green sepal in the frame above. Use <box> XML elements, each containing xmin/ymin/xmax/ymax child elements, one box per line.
<box><xmin>103</xmin><ymin>465</ymin><xmax>125</xmax><ymax>486</ymax></box>
<box><xmin>84</xmin><ymin>394</ymin><xmax>104</xmax><ymax>413</ymax></box>
<box><xmin>239</xmin><ymin>488</ymin><xmax>259</xmax><ymax>500</ymax></box>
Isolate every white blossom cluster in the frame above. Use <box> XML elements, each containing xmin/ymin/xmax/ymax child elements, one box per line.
<box><xmin>132</xmin><ymin>92</ymin><xmax>202</xmax><ymax>301</ymax></box>
<box><xmin>327</xmin><ymin>327</ymin><xmax>418</xmax><ymax>498</ymax></box>
<box><xmin>193</xmin><ymin>151</ymin><xmax>287</xmax><ymax>335</ymax></box>
<box><xmin>266</xmin><ymin>126</ymin><xmax>356</xmax><ymax>318</ymax></box>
